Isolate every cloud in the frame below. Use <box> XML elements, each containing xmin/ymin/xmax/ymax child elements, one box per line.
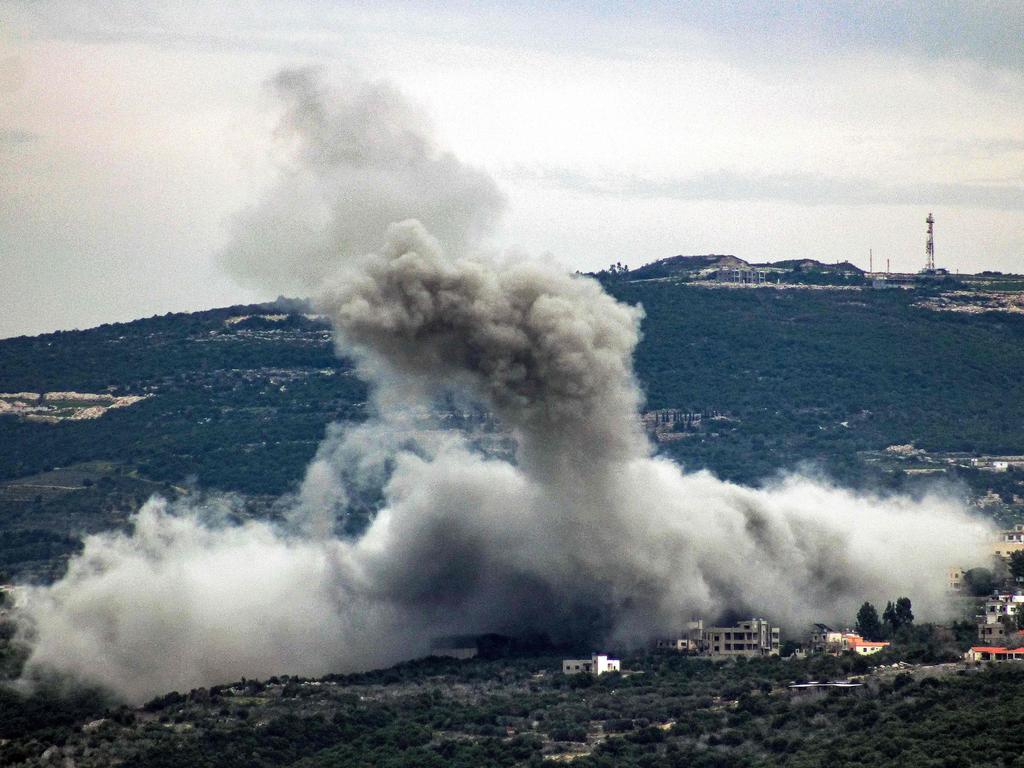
<box><xmin>10</xmin><ymin>2</ymin><xmax>1024</xmax><ymax>73</ymax></box>
<box><xmin>505</xmin><ymin>166</ymin><xmax>1024</xmax><ymax>210</ymax></box>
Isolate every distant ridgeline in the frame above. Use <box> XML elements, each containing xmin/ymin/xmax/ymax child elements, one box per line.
<box><xmin>594</xmin><ymin>253</ymin><xmax>869</xmax><ymax>285</ymax></box>
<box><xmin>1</xmin><ymin>272</ymin><xmax>1024</xmax><ymax>579</ymax></box>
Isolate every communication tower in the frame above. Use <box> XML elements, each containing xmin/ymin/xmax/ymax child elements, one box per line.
<box><xmin>925</xmin><ymin>213</ymin><xmax>935</xmax><ymax>272</ymax></box>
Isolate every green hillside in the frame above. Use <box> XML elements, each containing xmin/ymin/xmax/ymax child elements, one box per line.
<box><xmin>604</xmin><ymin>281</ymin><xmax>1024</xmax><ymax>486</ymax></box>
<box><xmin>1</xmin><ymin>281</ymin><xmax>1023</xmax><ymax>579</ymax></box>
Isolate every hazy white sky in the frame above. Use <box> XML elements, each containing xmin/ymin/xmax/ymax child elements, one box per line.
<box><xmin>1</xmin><ymin>1</ymin><xmax>1022</xmax><ymax>338</ymax></box>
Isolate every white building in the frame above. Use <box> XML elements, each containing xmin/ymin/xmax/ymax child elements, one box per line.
<box><xmin>846</xmin><ymin>637</ymin><xmax>889</xmax><ymax>655</ymax></box>
<box><xmin>562</xmin><ymin>653</ymin><xmax>621</xmax><ymax>676</ymax></box>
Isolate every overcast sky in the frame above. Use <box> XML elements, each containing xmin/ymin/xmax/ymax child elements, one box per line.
<box><xmin>1</xmin><ymin>1</ymin><xmax>1022</xmax><ymax>338</ymax></box>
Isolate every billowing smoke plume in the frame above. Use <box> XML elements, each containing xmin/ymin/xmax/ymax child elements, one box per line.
<box><xmin>219</xmin><ymin>68</ymin><xmax>505</xmax><ymax>293</ymax></box>
<box><xmin>14</xmin><ymin>71</ymin><xmax>993</xmax><ymax>702</ymax></box>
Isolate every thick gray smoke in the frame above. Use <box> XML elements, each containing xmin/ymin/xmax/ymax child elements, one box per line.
<box><xmin>14</xmin><ymin>71</ymin><xmax>993</xmax><ymax>702</ymax></box>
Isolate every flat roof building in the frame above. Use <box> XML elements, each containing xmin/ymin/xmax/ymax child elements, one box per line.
<box><xmin>562</xmin><ymin>654</ymin><xmax>620</xmax><ymax>676</ymax></box>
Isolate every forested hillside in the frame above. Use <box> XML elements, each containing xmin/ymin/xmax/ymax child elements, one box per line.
<box><xmin>2</xmin><ymin>282</ymin><xmax>1023</xmax><ymax>580</ymax></box>
<box><xmin>603</xmin><ymin>282</ymin><xmax>1024</xmax><ymax>485</ymax></box>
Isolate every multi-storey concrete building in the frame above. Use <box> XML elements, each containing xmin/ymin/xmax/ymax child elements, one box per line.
<box><xmin>977</xmin><ymin>593</ymin><xmax>1024</xmax><ymax>642</ymax></box>
<box><xmin>703</xmin><ymin>618</ymin><xmax>780</xmax><ymax>657</ymax></box>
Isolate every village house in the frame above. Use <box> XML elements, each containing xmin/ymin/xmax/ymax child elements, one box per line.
<box><xmin>807</xmin><ymin>625</ymin><xmax>889</xmax><ymax>656</ymax></box>
<box><xmin>965</xmin><ymin>646</ymin><xmax>1024</xmax><ymax>662</ymax></box>
<box><xmin>808</xmin><ymin>624</ymin><xmax>846</xmax><ymax>654</ymax></box>
<box><xmin>994</xmin><ymin>526</ymin><xmax>1024</xmax><ymax>558</ymax></box>
<box><xmin>976</xmin><ymin>593</ymin><xmax>1024</xmax><ymax>642</ymax></box>
<box><xmin>703</xmin><ymin>618</ymin><xmax>780</xmax><ymax>658</ymax></box>
<box><xmin>845</xmin><ymin>636</ymin><xmax>890</xmax><ymax>655</ymax></box>
<box><xmin>562</xmin><ymin>654</ymin><xmax>621</xmax><ymax>676</ymax></box>
<box><xmin>948</xmin><ymin>567</ymin><xmax>966</xmax><ymax>593</ymax></box>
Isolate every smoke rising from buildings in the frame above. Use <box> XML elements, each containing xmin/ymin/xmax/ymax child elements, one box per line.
<box><xmin>14</xmin><ymin>70</ymin><xmax>993</xmax><ymax>702</ymax></box>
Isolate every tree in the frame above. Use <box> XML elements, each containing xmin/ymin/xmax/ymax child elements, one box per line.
<box><xmin>882</xmin><ymin>601</ymin><xmax>897</xmax><ymax>637</ymax></box>
<box><xmin>964</xmin><ymin>567</ymin><xmax>995</xmax><ymax>597</ymax></box>
<box><xmin>895</xmin><ymin>597</ymin><xmax>914</xmax><ymax>628</ymax></box>
<box><xmin>1009</xmin><ymin>551</ymin><xmax>1024</xmax><ymax>583</ymax></box>
<box><xmin>856</xmin><ymin>602</ymin><xmax>883</xmax><ymax>641</ymax></box>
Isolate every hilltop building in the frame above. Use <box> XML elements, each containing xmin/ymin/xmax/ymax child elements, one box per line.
<box><xmin>715</xmin><ymin>267</ymin><xmax>768</xmax><ymax>285</ymax></box>
<box><xmin>871</xmin><ymin>273</ymin><xmax>917</xmax><ymax>289</ymax></box>
<box><xmin>562</xmin><ymin>654</ymin><xmax>620</xmax><ymax>676</ymax></box>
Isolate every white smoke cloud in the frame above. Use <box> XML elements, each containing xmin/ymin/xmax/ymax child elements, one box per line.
<box><xmin>13</xmin><ymin>69</ymin><xmax>995</xmax><ymax>702</ymax></box>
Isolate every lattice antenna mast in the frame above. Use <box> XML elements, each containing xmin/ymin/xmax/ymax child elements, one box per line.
<box><xmin>925</xmin><ymin>213</ymin><xmax>935</xmax><ymax>272</ymax></box>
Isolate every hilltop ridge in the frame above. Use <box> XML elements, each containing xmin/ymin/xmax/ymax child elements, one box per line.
<box><xmin>622</xmin><ymin>254</ymin><xmax>869</xmax><ymax>282</ymax></box>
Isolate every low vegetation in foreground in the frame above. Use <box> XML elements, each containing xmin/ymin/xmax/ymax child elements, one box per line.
<box><xmin>1</xmin><ymin>622</ymin><xmax>1022</xmax><ymax>768</ymax></box>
